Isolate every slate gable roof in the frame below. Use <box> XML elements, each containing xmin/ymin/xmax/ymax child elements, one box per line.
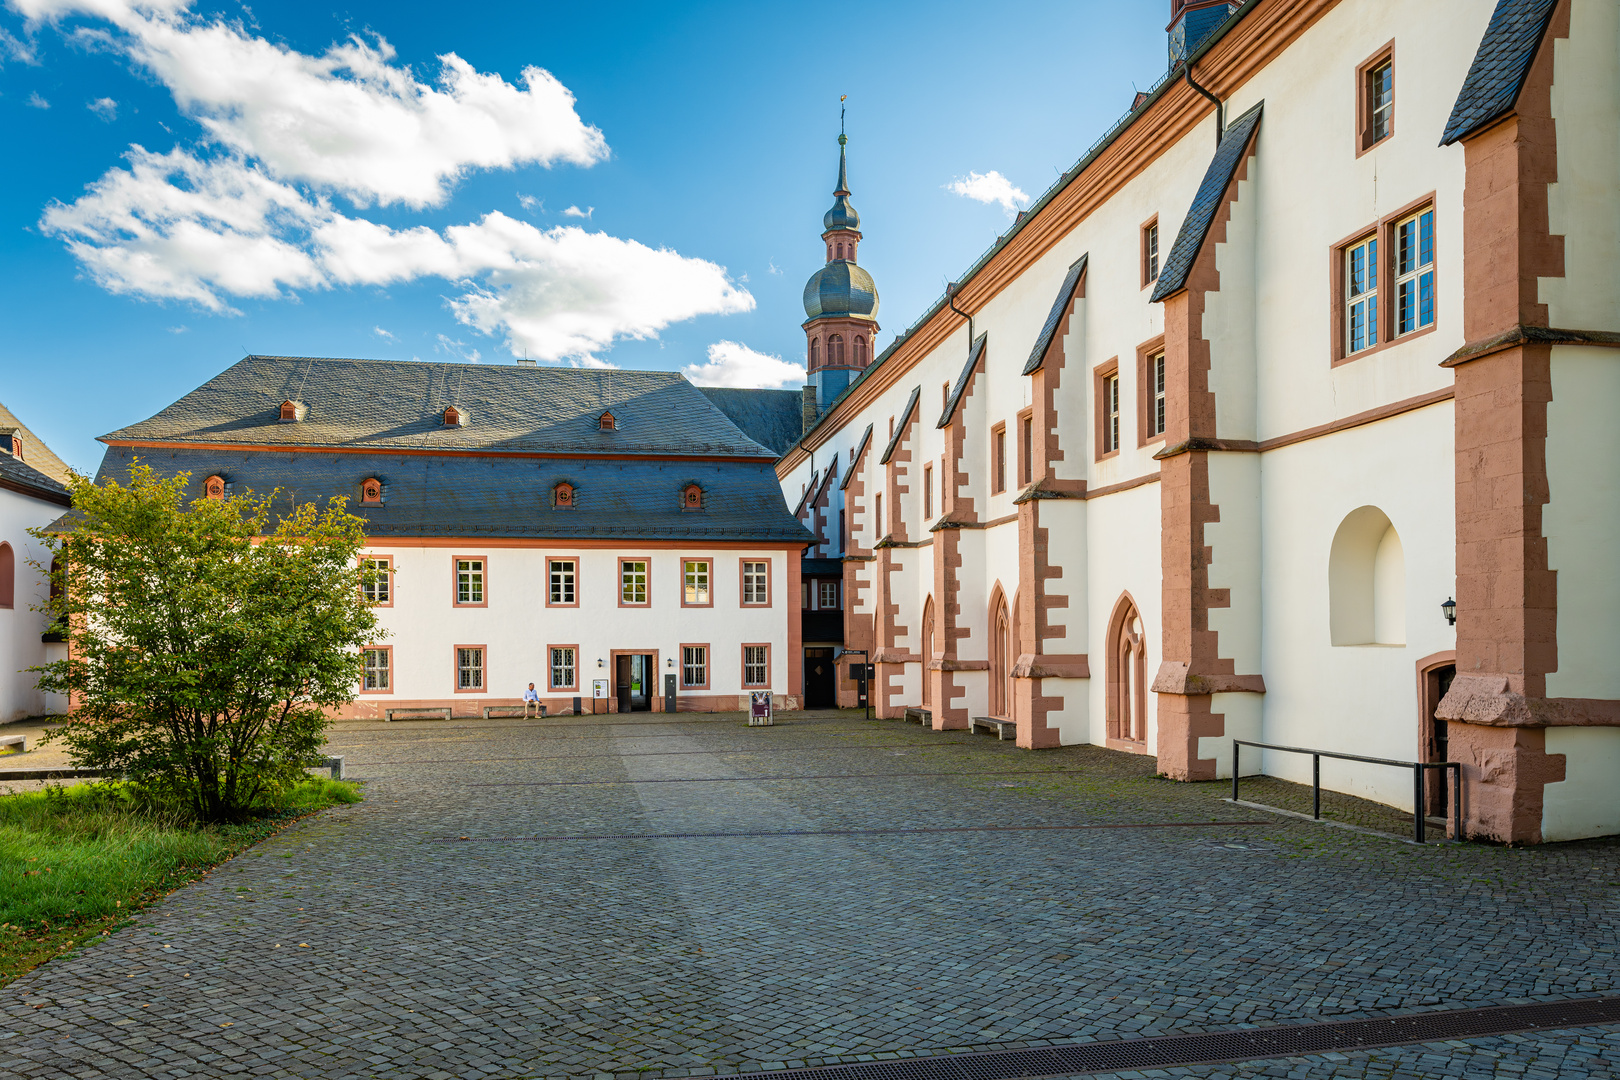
<box><xmin>106</xmin><ymin>355</ymin><xmax>780</xmax><ymax>459</ymax></box>
<box><xmin>1023</xmin><ymin>254</ymin><xmax>1088</xmax><ymax>376</ymax></box>
<box><xmin>1440</xmin><ymin>0</ymin><xmax>1560</xmax><ymax>146</ymax></box>
<box><xmin>695</xmin><ymin>387</ymin><xmax>805</xmax><ymax>457</ymax></box>
<box><xmin>0</xmin><ymin>399</ymin><xmax>74</xmax><ymax>486</ymax></box>
<box><xmin>839</xmin><ymin>424</ymin><xmax>874</xmax><ymax>491</ymax></box>
<box><xmin>938</xmin><ymin>335</ymin><xmax>988</xmax><ymax>428</ymax></box>
<box><xmin>881</xmin><ymin>388</ymin><xmax>922</xmax><ymax>465</ymax></box>
<box><xmin>91</xmin><ymin>445</ymin><xmax>812</xmax><ymax>544</ymax></box>
<box><xmin>0</xmin><ymin>454</ymin><xmax>71</xmax><ymax>506</ymax></box>
<box><xmin>1151</xmin><ymin>101</ymin><xmax>1264</xmax><ymax>303</ymax></box>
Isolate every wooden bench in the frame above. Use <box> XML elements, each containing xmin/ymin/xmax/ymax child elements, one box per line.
<box><xmin>483</xmin><ymin>704</ymin><xmax>545</xmax><ymax>719</ymax></box>
<box><xmin>970</xmin><ymin>716</ymin><xmax>1016</xmax><ymax>741</ymax></box>
<box><xmin>384</xmin><ymin>707</ymin><xmax>452</xmax><ymax>722</ymax></box>
<box><xmin>0</xmin><ymin>735</ymin><xmax>25</xmax><ymax>755</ymax></box>
<box><xmin>903</xmin><ymin>707</ymin><xmax>932</xmax><ymax>726</ymax></box>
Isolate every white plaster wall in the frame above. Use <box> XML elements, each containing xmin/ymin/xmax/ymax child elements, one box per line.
<box><xmin>1206</xmin><ymin>171</ymin><xmax>1259</xmax><ymax>442</ymax></box>
<box><xmin>1083</xmin><ymin>481</ymin><xmax>1162</xmax><ymax>748</ymax></box>
<box><xmin>0</xmin><ymin>487</ymin><xmax>61</xmax><ymax>722</ymax></box>
<box><xmin>1045</xmin><ymin>499</ymin><xmax>1089</xmax><ymax>657</ymax></box>
<box><xmin>1205</xmin><ymin>453</ymin><xmax>1262</xmax><ymax>676</ymax></box>
<box><xmin>1545</xmin><ymin>346</ymin><xmax>1620</xmax><ymax>699</ymax></box>
<box><xmin>1542</xmin><ymin>727</ymin><xmax>1620</xmax><ymax>841</ymax></box>
<box><xmin>1202</xmin><ymin>692</ymin><xmax>1263</xmax><ymax>779</ymax></box>
<box><xmin>1543</xmin><ymin>0</ymin><xmax>1620</xmax><ymax>332</ymax></box>
<box><xmin>369</xmin><ymin>546</ymin><xmax>791</xmax><ymax>701</ymax></box>
<box><xmin>1256</xmin><ymin>404</ymin><xmax>1454</xmax><ymax>809</ymax></box>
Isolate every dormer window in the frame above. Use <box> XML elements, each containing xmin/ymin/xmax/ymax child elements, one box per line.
<box><xmin>682</xmin><ymin>484</ymin><xmax>704</xmax><ymax>511</ymax></box>
<box><xmin>360</xmin><ymin>478</ymin><xmax>383</xmax><ymax>506</ymax></box>
<box><xmin>443</xmin><ymin>406</ymin><xmax>463</xmax><ymax>427</ymax></box>
<box><xmin>598</xmin><ymin>412</ymin><xmax>617</xmax><ymax>431</ymax></box>
<box><xmin>554</xmin><ymin>482</ymin><xmax>575</xmax><ymax>508</ymax></box>
<box><xmin>204</xmin><ymin>475</ymin><xmax>226</xmax><ymax>500</ymax></box>
<box><xmin>278</xmin><ymin>400</ymin><xmax>305</xmax><ymax>422</ymax></box>
<box><xmin>8</xmin><ymin>434</ymin><xmax>21</xmax><ymax>460</ymax></box>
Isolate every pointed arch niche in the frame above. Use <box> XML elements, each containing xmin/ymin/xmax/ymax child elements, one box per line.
<box><xmin>921</xmin><ymin>595</ymin><xmax>936</xmax><ymax>707</ymax></box>
<box><xmin>988</xmin><ymin>584</ymin><xmax>1013</xmax><ymax>719</ymax></box>
<box><xmin>1107</xmin><ymin>592</ymin><xmax>1148</xmax><ymax>746</ymax></box>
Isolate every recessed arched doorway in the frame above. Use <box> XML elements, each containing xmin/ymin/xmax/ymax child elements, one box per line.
<box><xmin>989</xmin><ymin>586</ymin><xmax>1012</xmax><ymax>718</ymax></box>
<box><xmin>1107</xmin><ymin>593</ymin><xmax>1147</xmax><ymax>744</ymax></box>
<box><xmin>921</xmin><ymin>596</ymin><xmax>935</xmax><ymax>707</ymax></box>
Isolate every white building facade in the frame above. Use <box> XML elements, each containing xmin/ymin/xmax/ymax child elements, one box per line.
<box><xmin>0</xmin><ymin>405</ymin><xmax>73</xmax><ymax>722</ymax></box>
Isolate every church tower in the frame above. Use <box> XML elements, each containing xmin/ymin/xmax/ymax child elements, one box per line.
<box><xmin>803</xmin><ymin>127</ymin><xmax>879</xmax><ymax>415</ymax></box>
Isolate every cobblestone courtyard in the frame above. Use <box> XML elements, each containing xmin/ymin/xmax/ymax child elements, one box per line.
<box><xmin>3</xmin><ymin>711</ymin><xmax>1619</xmax><ymax>1078</ymax></box>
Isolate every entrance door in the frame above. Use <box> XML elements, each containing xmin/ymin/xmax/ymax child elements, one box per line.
<box><xmin>804</xmin><ymin>648</ymin><xmax>835</xmax><ymax>708</ymax></box>
<box><xmin>1424</xmin><ymin>663</ymin><xmax>1456</xmax><ymax>817</ymax></box>
<box><xmin>629</xmin><ymin>654</ymin><xmax>652</xmax><ymax>711</ymax></box>
<box><xmin>616</xmin><ymin>655</ymin><xmax>633</xmax><ymax>713</ymax></box>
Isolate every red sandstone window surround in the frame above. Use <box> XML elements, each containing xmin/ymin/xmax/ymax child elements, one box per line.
<box><xmin>1141</xmin><ymin>215</ymin><xmax>1160</xmax><ymax>288</ymax></box>
<box><xmin>360</xmin><ymin>478</ymin><xmax>382</xmax><ymax>506</ymax></box>
<box><xmin>278</xmin><ymin>399</ymin><xmax>300</xmax><ymax>422</ymax></box>
<box><xmin>619</xmin><ymin>558</ymin><xmax>651</xmax><ymax>607</ymax></box>
<box><xmin>598</xmin><ymin>411</ymin><xmax>617</xmax><ymax>431</ymax></box>
<box><xmin>454</xmin><ymin>644</ymin><xmax>486</xmax><ymax>693</ymax></box>
<box><xmin>443</xmin><ymin>406</ymin><xmax>462</xmax><ymax>427</ymax></box>
<box><xmin>1017</xmin><ymin>407</ymin><xmax>1035</xmax><ymax>486</ymax></box>
<box><xmin>991</xmin><ymin>421</ymin><xmax>1007</xmax><ymax>494</ymax></box>
<box><xmin>1356</xmin><ymin>41</ymin><xmax>1396</xmax><ymax>156</ymax></box>
<box><xmin>546</xmin><ymin>557</ymin><xmax>579</xmax><ymax>607</ymax></box>
<box><xmin>681</xmin><ymin>643</ymin><xmax>710</xmax><ymax>690</ymax></box>
<box><xmin>682</xmin><ymin>558</ymin><xmax>713</xmax><ymax>607</ymax></box>
<box><xmin>740</xmin><ymin>559</ymin><xmax>771</xmax><ymax>607</ymax></box>
<box><xmin>1135</xmin><ymin>337</ymin><xmax>1168</xmax><ymax>446</ymax></box>
<box><xmin>681</xmin><ymin>484</ymin><xmax>704</xmax><ymax>511</ymax></box>
<box><xmin>360</xmin><ymin>646</ymin><xmax>391</xmax><ymax>694</ymax></box>
<box><xmin>0</xmin><ymin>542</ymin><xmax>13</xmax><ymax>609</ymax></box>
<box><xmin>453</xmin><ymin>555</ymin><xmax>487</xmax><ymax>607</ymax></box>
<box><xmin>923</xmin><ymin>462</ymin><xmax>933</xmax><ymax>519</ymax></box>
<box><xmin>553</xmin><ymin>482</ymin><xmax>576</xmax><ymax>508</ymax></box>
<box><xmin>1330</xmin><ymin>193</ymin><xmax>1438</xmax><ymax>366</ymax></box>
<box><xmin>204</xmin><ymin>474</ymin><xmax>226</xmax><ymax>500</ymax></box>
<box><xmin>548</xmin><ymin>644</ymin><xmax>578</xmax><ymax>692</ymax></box>
<box><xmin>1094</xmin><ymin>359</ymin><xmax>1122</xmax><ymax>460</ymax></box>
<box><xmin>742</xmin><ymin>643</ymin><xmax>771</xmax><ymax>688</ymax></box>
<box><xmin>361</xmin><ymin>555</ymin><xmax>393</xmax><ymax>607</ymax></box>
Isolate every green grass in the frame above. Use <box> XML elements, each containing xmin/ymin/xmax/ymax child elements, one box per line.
<box><xmin>0</xmin><ymin>778</ymin><xmax>360</xmax><ymax>986</ymax></box>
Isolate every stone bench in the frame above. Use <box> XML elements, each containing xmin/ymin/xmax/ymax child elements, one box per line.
<box><xmin>903</xmin><ymin>707</ymin><xmax>932</xmax><ymax>726</ymax></box>
<box><xmin>483</xmin><ymin>704</ymin><xmax>545</xmax><ymax>719</ymax></box>
<box><xmin>0</xmin><ymin>735</ymin><xmax>25</xmax><ymax>755</ymax></box>
<box><xmin>970</xmin><ymin>716</ymin><xmax>1016</xmax><ymax>741</ymax></box>
<box><xmin>385</xmin><ymin>707</ymin><xmax>452</xmax><ymax>722</ymax></box>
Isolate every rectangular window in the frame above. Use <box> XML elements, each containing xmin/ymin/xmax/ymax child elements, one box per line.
<box><xmin>1103</xmin><ymin>374</ymin><xmax>1120</xmax><ymax>453</ymax></box>
<box><xmin>1393</xmin><ymin>208</ymin><xmax>1435</xmax><ymax>337</ymax></box>
<box><xmin>1345</xmin><ymin>235</ymin><xmax>1379</xmax><ymax>355</ymax></box>
<box><xmin>1367</xmin><ymin>60</ymin><xmax>1393</xmax><ymax>146</ymax></box>
<box><xmin>361</xmin><ymin>557</ymin><xmax>391</xmax><ymax>605</ymax></box>
<box><xmin>682</xmin><ymin>644</ymin><xmax>708</xmax><ymax>689</ymax></box>
<box><xmin>741</xmin><ymin>560</ymin><xmax>769</xmax><ymax>605</ymax></box>
<box><xmin>456</xmin><ymin>646</ymin><xmax>485</xmax><ymax>692</ymax></box>
<box><xmin>743</xmin><ymin>644</ymin><xmax>769</xmax><ymax>687</ymax></box>
<box><xmin>361</xmin><ymin>647</ymin><xmax>390</xmax><ymax>692</ymax></box>
<box><xmin>992</xmin><ymin>423</ymin><xmax>1006</xmax><ymax>494</ymax></box>
<box><xmin>875</xmin><ymin>493</ymin><xmax>883</xmax><ymax>538</ymax></box>
<box><xmin>1020</xmin><ymin>414</ymin><xmax>1033</xmax><ymax>485</ymax></box>
<box><xmin>1152</xmin><ymin>353</ymin><xmax>1166</xmax><ymax>436</ymax></box>
<box><xmin>1143</xmin><ymin>218</ymin><xmax>1160</xmax><ymax>285</ymax></box>
<box><xmin>923</xmin><ymin>463</ymin><xmax>933</xmax><ymax>519</ymax></box>
<box><xmin>683</xmin><ymin>559</ymin><xmax>711</xmax><ymax>605</ymax></box>
<box><xmin>547</xmin><ymin>558</ymin><xmax>576</xmax><ymax>606</ymax></box>
<box><xmin>620</xmin><ymin>560</ymin><xmax>648</xmax><ymax>605</ymax></box>
<box><xmin>801</xmin><ymin>582</ymin><xmax>810</xmax><ymax>609</ymax></box>
<box><xmin>455</xmin><ymin>558</ymin><xmax>485</xmax><ymax>605</ymax></box>
<box><xmin>549</xmin><ymin>646</ymin><xmax>576</xmax><ymax>691</ymax></box>
<box><xmin>818</xmin><ymin>580</ymin><xmax>839</xmax><ymax>610</ymax></box>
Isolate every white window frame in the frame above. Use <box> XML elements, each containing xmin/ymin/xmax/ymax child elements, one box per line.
<box><xmin>363</xmin><ymin>557</ymin><xmax>391</xmax><ymax>604</ymax></box>
<box><xmin>550</xmin><ymin>646</ymin><xmax>575</xmax><ymax>691</ymax></box>
<box><xmin>684</xmin><ymin>560</ymin><xmax>710</xmax><ymax>605</ymax></box>
<box><xmin>1145</xmin><ymin>222</ymin><xmax>1159</xmax><ymax>283</ymax></box>
<box><xmin>1152</xmin><ymin>352</ymin><xmax>1166</xmax><ymax>437</ymax></box>
<box><xmin>363</xmin><ymin>648</ymin><xmax>389</xmax><ymax>690</ymax></box>
<box><xmin>457</xmin><ymin>647</ymin><xmax>484</xmax><ymax>690</ymax></box>
<box><xmin>1345</xmin><ymin>235</ymin><xmax>1379</xmax><ymax>355</ymax></box>
<box><xmin>621</xmin><ymin>560</ymin><xmax>648</xmax><ymax>605</ymax></box>
<box><xmin>1393</xmin><ymin>208</ymin><xmax>1435</xmax><ymax>338</ymax></box>
<box><xmin>743</xmin><ymin>645</ymin><xmax>768</xmax><ymax>687</ymax></box>
<box><xmin>1368</xmin><ymin>60</ymin><xmax>1393</xmax><ymax>144</ymax></box>
<box><xmin>742</xmin><ymin>561</ymin><xmax>769</xmax><ymax>606</ymax></box>
<box><xmin>456</xmin><ymin>559</ymin><xmax>484</xmax><ymax>605</ymax></box>
<box><xmin>818</xmin><ymin>580</ymin><xmax>839</xmax><ymax>611</ymax></box>
<box><xmin>548</xmin><ymin>559</ymin><xmax>575</xmax><ymax>605</ymax></box>
<box><xmin>1103</xmin><ymin>374</ymin><xmax>1121</xmax><ymax>454</ymax></box>
<box><xmin>682</xmin><ymin>645</ymin><xmax>707</xmax><ymax>688</ymax></box>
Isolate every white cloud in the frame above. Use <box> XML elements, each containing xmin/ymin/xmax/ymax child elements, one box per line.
<box><xmin>434</xmin><ymin>333</ymin><xmax>480</xmax><ymax>362</ymax></box>
<box><xmin>517</xmin><ymin>193</ymin><xmax>540</xmax><ymax>211</ymax></box>
<box><xmin>945</xmin><ymin>170</ymin><xmax>1029</xmax><ymax>215</ymax></box>
<box><xmin>166</xmin><ymin>323</ymin><xmax>187</xmax><ymax>333</ymax></box>
<box><xmin>682</xmin><ymin>340</ymin><xmax>805</xmax><ymax>390</ymax></box>
<box><xmin>16</xmin><ymin>0</ymin><xmax>608</xmax><ymax>208</ymax></box>
<box><xmin>371</xmin><ymin>325</ymin><xmax>394</xmax><ymax>340</ymax></box>
<box><xmin>87</xmin><ymin>95</ymin><xmax>117</xmax><ymax>118</ymax></box>
<box><xmin>27</xmin><ymin>90</ymin><xmax>49</xmax><ymax>107</ymax></box>
<box><xmin>0</xmin><ymin>27</ymin><xmax>38</xmax><ymax>63</ymax></box>
<box><xmin>561</xmin><ymin>204</ymin><xmax>591</xmax><ymax>218</ymax></box>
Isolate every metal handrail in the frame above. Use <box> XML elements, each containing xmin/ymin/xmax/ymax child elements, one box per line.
<box><xmin>1232</xmin><ymin>739</ymin><xmax>1461</xmax><ymax>843</ymax></box>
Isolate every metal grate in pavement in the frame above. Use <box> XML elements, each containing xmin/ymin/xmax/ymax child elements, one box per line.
<box><xmin>735</xmin><ymin>996</ymin><xmax>1620</xmax><ymax>1079</ymax></box>
<box><xmin>432</xmin><ymin>820</ymin><xmax>1272</xmax><ymax>843</ymax></box>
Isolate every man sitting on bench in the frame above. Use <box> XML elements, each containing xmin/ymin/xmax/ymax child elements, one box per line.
<box><xmin>523</xmin><ymin>682</ymin><xmax>542</xmax><ymax>718</ymax></box>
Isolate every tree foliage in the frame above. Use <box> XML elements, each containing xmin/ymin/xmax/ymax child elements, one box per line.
<box><xmin>30</xmin><ymin>463</ymin><xmax>384</xmax><ymax>823</ymax></box>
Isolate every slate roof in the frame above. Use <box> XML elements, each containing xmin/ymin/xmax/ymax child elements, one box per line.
<box><xmin>803</xmin><ymin>261</ymin><xmax>879</xmax><ymax>322</ymax></box>
<box><xmin>1440</xmin><ymin>0</ymin><xmax>1560</xmax><ymax>146</ymax></box>
<box><xmin>696</xmin><ymin>387</ymin><xmax>804</xmax><ymax>457</ymax></box>
<box><xmin>105</xmin><ymin>356</ymin><xmax>780</xmax><ymax>459</ymax></box>
<box><xmin>938</xmin><ymin>335</ymin><xmax>988</xmax><ymax>428</ymax></box>
<box><xmin>839</xmin><ymin>424</ymin><xmax>874</xmax><ymax>491</ymax></box>
<box><xmin>0</xmin><ymin>453</ymin><xmax>70</xmax><ymax>505</ymax></box>
<box><xmin>1151</xmin><ymin>101</ymin><xmax>1264</xmax><ymax>303</ymax></box>
<box><xmin>89</xmin><ymin>445</ymin><xmax>812</xmax><ymax>544</ymax></box>
<box><xmin>0</xmin><ymin>399</ymin><xmax>74</xmax><ymax>486</ymax></box>
<box><xmin>880</xmin><ymin>388</ymin><xmax>922</xmax><ymax>465</ymax></box>
<box><xmin>1022</xmin><ymin>254</ymin><xmax>1089</xmax><ymax>376</ymax></box>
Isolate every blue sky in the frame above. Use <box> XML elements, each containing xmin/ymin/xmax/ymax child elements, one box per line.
<box><xmin>1</xmin><ymin>0</ymin><xmax>1168</xmax><ymax>473</ymax></box>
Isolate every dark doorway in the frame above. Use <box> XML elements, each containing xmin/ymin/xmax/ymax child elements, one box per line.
<box><xmin>616</xmin><ymin>654</ymin><xmax>654</xmax><ymax>712</ymax></box>
<box><xmin>1422</xmin><ymin>662</ymin><xmax>1456</xmax><ymax>817</ymax></box>
<box><xmin>804</xmin><ymin>647</ymin><xmax>835</xmax><ymax>708</ymax></box>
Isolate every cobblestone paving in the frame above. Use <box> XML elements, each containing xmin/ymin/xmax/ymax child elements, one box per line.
<box><xmin>2</xmin><ymin>711</ymin><xmax>1618</xmax><ymax>1078</ymax></box>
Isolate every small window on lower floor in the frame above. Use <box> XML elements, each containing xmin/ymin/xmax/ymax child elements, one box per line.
<box><xmin>362</xmin><ymin>648</ymin><xmax>389</xmax><ymax>691</ymax></box>
<box><xmin>683</xmin><ymin>645</ymin><xmax>708</xmax><ymax>688</ymax></box>
<box><xmin>550</xmin><ymin>646</ymin><xmax>576</xmax><ymax>691</ymax></box>
<box><xmin>743</xmin><ymin>644</ymin><xmax>769</xmax><ymax>687</ymax></box>
<box><xmin>457</xmin><ymin>647</ymin><xmax>484</xmax><ymax>691</ymax></box>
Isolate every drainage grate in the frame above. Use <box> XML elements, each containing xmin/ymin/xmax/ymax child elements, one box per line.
<box><xmin>737</xmin><ymin>997</ymin><xmax>1620</xmax><ymax>1080</ymax></box>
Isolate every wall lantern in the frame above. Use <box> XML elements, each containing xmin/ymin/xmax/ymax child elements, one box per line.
<box><xmin>597</xmin><ymin>657</ymin><xmax>605</xmax><ymax>669</ymax></box>
<box><xmin>666</xmin><ymin>657</ymin><xmax>674</xmax><ymax>669</ymax></box>
<box><xmin>1441</xmin><ymin>597</ymin><xmax>1456</xmax><ymax>626</ymax></box>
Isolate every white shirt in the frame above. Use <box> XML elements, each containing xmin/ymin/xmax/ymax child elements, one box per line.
<box><xmin>523</xmin><ymin>687</ymin><xmax>540</xmax><ymax>702</ymax></box>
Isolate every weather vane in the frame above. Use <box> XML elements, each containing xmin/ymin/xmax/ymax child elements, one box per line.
<box><xmin>840</xmin><ymin>95</ymin><xmax>847</xmax><ymax>136</ymax></box>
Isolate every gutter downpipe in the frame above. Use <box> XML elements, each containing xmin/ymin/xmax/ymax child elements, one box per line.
<box><xmin>945</xmin><ymin>282</ymin><xmax>973</xmax><ymax>362</ymax></box>
<box><xmin>1185</xmin><ymin>62</ymin><xmax>1223</xmax><ymax>147</ymax></box>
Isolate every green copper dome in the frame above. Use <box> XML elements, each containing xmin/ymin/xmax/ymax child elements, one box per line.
<box><xmin>803</xmin><ymin>260</ymin><xmax>879</xmax><ymax>321</ymax></box>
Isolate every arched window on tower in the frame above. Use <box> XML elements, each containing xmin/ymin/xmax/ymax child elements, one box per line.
<box><xmin>828</xmin><ymin>335</ymin><xmax>845</xmax><ymax>365</ymax></box>
<box><xmin>836</xmin><ymin>242</ymin><xmax>845</xmax><ymax>259</ymax></box>
<box><xmin>854</xmin><ymin>336</ymin><xmax>867</xmax><ymax>365</ymax></box>
<box><xmin>809</xmin><ymin>338</ymin><xmax>819</xmax><ymax>368</ymax></box>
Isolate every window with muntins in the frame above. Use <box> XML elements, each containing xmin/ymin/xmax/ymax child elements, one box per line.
<box><xmin>1151</xmin><ymin>353</ymin><xmax>1167</xmax><ymax>437</ymax></box>
<box><xmin>992</xmin><ymin>425</ymin><xmax>1006</xmax><ymax>494</ymax></box>
<box><xmin>818</xmin><ymin>580</ymin><xmax>839</xmax><ymax>610</ymax></box>
<box><xmin>1367</xmin><ymin>60</ymin><xmax>1393</xmax><ymax>145</ymax></box>
<box><xmin>923</xmin><ymin>463</ymin><xmax>933</xmax><ymax>519</ymax></box>
<box><xmin>684</xmin><ymin>560</ymin><xmax>710</xmax><ymax>604</ymax></box>
<box><xmin>742</xmin><ymin>561</ymin><xmax>768</xmax><ymax>605</ymax></box>
<box><xmin>550</xmin><ymin>646</ymin><xmax>576</xmax><ymax>690</ymax></box>
<box><xmin>1103</xmin><ymin>374</ymin><xmax>1121</xmax><ymax>453</ymax></box>
<box><xmin>362</xmin><ymin>648</ymin><xmax>389</xmax><ymax>691</ymax></box>
<box><xmin>682</xmin><ymin>645</ymin><xmax>707</xmax><ymax>688</ymax></box>
<box><xmin>1345</xmin><ymin>236</ymin><xmax>1378</xmax><ymax>354</ymax></box>
<box><xmin>1393</xmin><ymin>209</ymin><xmax>1435</xmax><ymax>337</ymax></box>
<box><xmin>362</xmin><ymin>557</ymin><xmax>391</xmax><ymax>604</ymax></box>
<box><xmin>621</xmin><ymin>560</ymin><xmax>648</xmax><ymax>604</ymax></box>
<box><xmin>456</xmin><ymin>559</ymin><xmax>484</xmax><ymax>604</ymax></box>
<box><xmin>1021</xmin><ymin>416</ymin><xmax>1033</xmax><ymax>485</ymax></box>
<box><xmin>1144</xmin><ymin>221</ymin><xmax>1160</xmax><ymax>284</ymax></box>
<box><xmin>743</xmin><ymin>645</ymin><xmax>768</xmax><ymax>687</ymax></box>
<box><xmin>457</xmin><ymin>647</ymin><xmax>484</xmax><ymax>690</ymax></box>
<box><xmin>548</xmin><ymin>559</ymin><xmax>575</xmax><ymax>605</ymax></box>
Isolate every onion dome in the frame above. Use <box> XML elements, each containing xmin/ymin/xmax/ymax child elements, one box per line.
<box><xmin>823</xmin><ymin>135</ymin><xmax>861</xmax><ymax>233</ymax></box>
<box><xmin>803</xmin><ymin>260</ymin><xmax>879</xmax><ymax>321</ymax></box>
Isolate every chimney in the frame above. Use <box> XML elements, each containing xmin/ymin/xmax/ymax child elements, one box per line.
<box><xmin>801</xmin><ymin>384</ymin><xmax>817</xmax><ymax>436</ymax></box>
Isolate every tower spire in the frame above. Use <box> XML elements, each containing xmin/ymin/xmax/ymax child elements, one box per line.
<box><xmin>802</xmin><ymin>104</ymin><xmax>879</xmax><ymax>417</ymax></box>
<box><xmin>836</xmin><ymin>96</ymin><xmax>850</xmax><ymax>196</ymax></box>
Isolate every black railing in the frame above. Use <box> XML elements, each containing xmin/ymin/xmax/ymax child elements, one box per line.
<box><xmin>1231</xmin><ymin>740</ymin><xmax>1461</xmax><ymax>843</ymax></box>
